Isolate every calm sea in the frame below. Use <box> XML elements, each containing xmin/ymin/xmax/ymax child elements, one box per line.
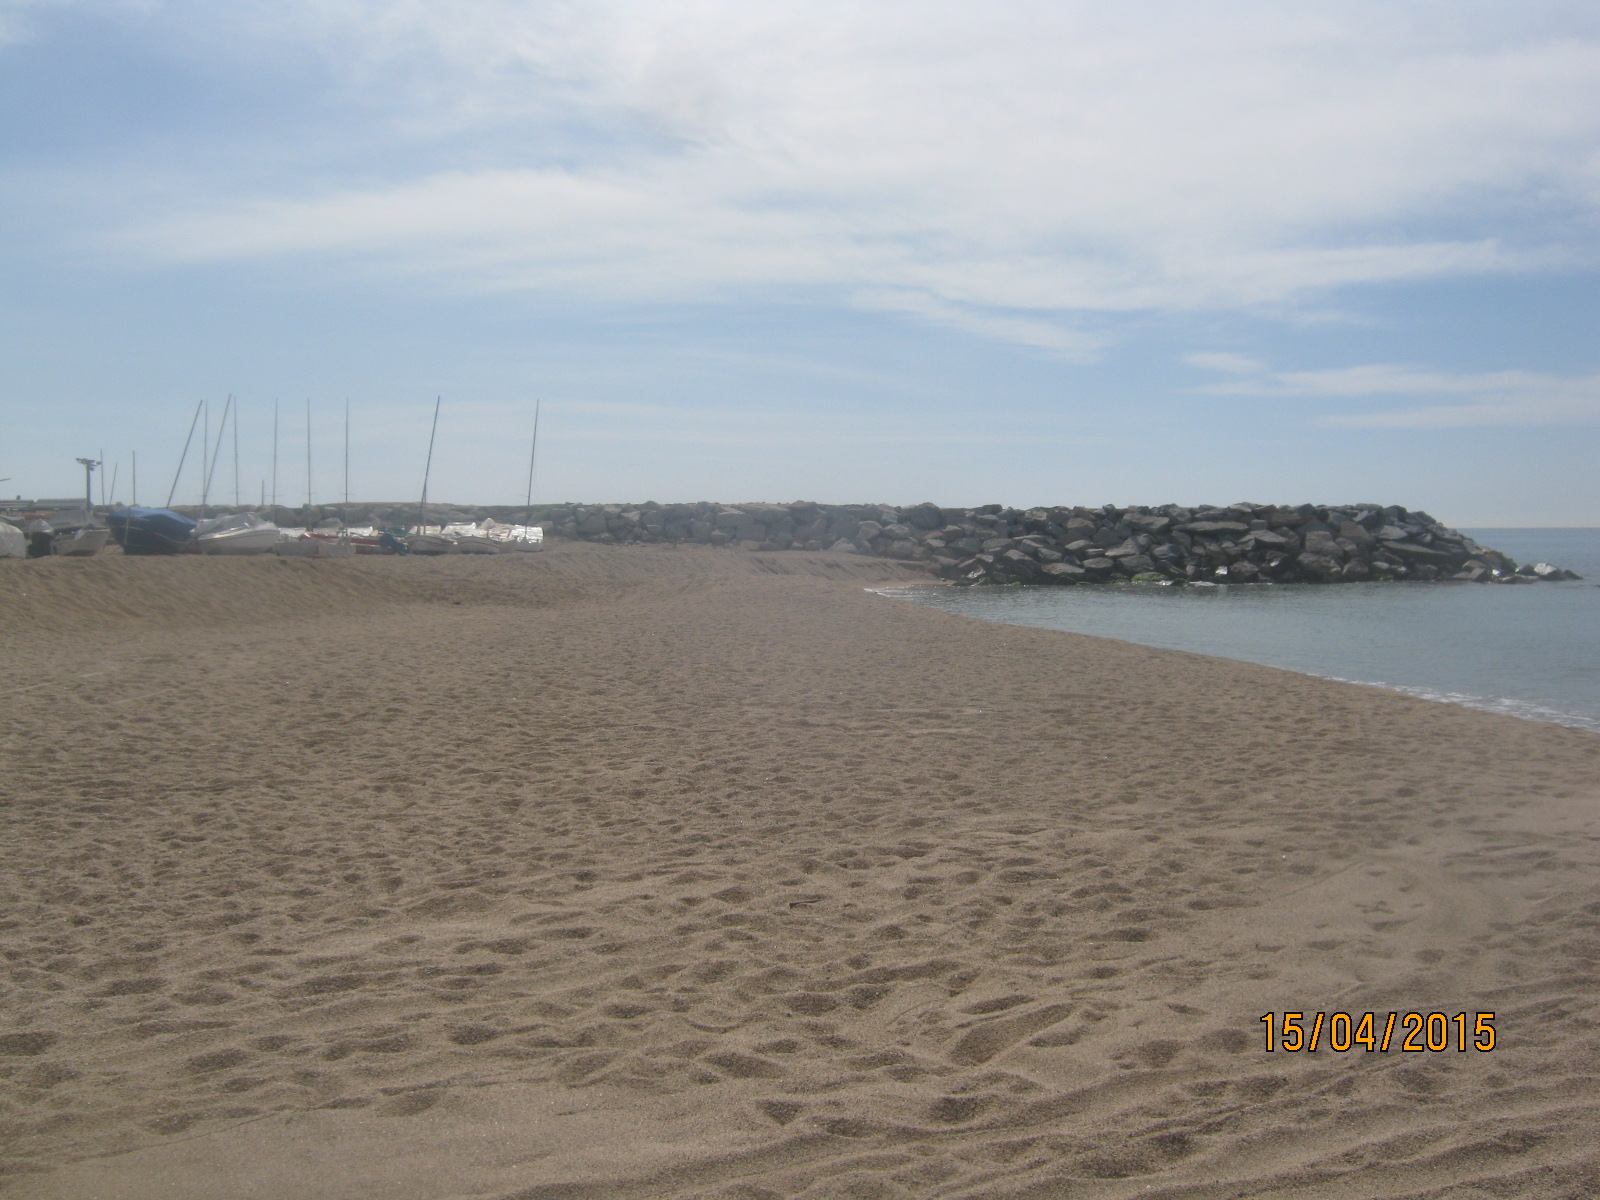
<box><xmin>883</xmin><ymin>528</ymin><xmax>1600</xmax><ymax>732</ymax></box>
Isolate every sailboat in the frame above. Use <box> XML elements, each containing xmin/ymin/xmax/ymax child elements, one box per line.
<box><xmin>507</xmin><ymin>401</ymin><xmax>545</xmax><ymax>551</ymax></box>
<box><xmin>406</xmin><ymin>397</ymin><xmax>457</xmax><ymax>554</ymax></box>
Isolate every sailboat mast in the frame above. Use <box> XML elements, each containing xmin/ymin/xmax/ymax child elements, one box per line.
<box><xmin>232</xmin><ymin>395</ymin><xmax>240</xmax><ymax>508</ymax></box>
<box><xmin>167</xmin><ymin>399</ymin><xmax>203</xmax><ymax>507</ymax></box>
<box><xmin>418</xmin><ymin>396</ymin><xmax>441</xmax><ymax>535</ymax></box>
<box><xmin>343</xmin><ymin>397</ymin><xmax>350</xmax><ymax>527</ymax></box>
<box><xmin>201</xmin><ymin>400</ymin><xmax>210</xmax><ymax>511</ymax></box>
<box><xmin>523</xmin><ymin>399</ymin><xmax>540</xmax><ymax>531</ymax></box>
<box><xmin>305</xmin><ymin>398</ymin><xmax>313</xmax><ymax>512</ymax></box>
<box><xmin>202</xmin><ymin>394</ymin><xmax>232</xmax><ymax>515</ymax></box>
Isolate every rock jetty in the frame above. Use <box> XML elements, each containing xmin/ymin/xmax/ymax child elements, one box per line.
<box><xmin>209</xmin><ymin>500</ymin><xmax>1580</xmax><ymax>586</ymax></box>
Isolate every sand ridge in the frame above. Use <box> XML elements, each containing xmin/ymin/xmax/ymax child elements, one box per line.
<box><xmin>2</xmin><ymin>545</ymin><xmax>1597</xmax><ymax>1198</ymax></box>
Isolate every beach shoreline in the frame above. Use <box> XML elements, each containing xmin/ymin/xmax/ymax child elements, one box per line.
<box><xmin>3</xmin><ymin>546</ymin><xmax>1597</xmax><ymax>1198</ymax></box>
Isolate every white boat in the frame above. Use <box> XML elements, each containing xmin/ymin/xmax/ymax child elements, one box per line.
<box><xmin>442</xmin><ymin>522</ymin><xmax>500</xmax><ymax>554</ymax></box>
<box><xmin>449</xmin><ymin>518</ymin><xmax>544</xmax><ymax>552</ymax></box>
<box><xmin>54</xmin><ymin>527</ymin><xmax>111</xmax><ymax>556</ymax></box>
<box><xmin>406</xmin><ymin>526</ymin><xmax>457</xmax><ymax>555</ymax></box>
<box><xmin>0</xmin><ymin>520</ymin><xmax>24</xmax><ymax>558</ymax></box>
<box><xmin>501</xmin><ymin>523</ymin><xmax>544</xmax><ymax>552</ymax></box>
<box><xmin>194</xmin><ymin>512</ymin><xmax>282</xmax><ymax>555</ymax></box>
<box><xmin>276</xmin><ymin>535</ymin><xmax>355</xmax><ymax>558</ymax></box>
<box><xmin>480</xmin><ymin>518</ymin><xmax>543</xmax><ymax>551</ymax></box>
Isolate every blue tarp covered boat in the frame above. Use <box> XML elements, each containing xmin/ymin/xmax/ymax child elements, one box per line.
<box><xmin>106</xmin><ymin>507</ymin><xmax>197</xmax><ymax>555</ymax></box>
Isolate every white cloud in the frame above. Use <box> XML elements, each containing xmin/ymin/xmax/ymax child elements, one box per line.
<box><xmin>39</xmin><ymin>1</ymin><xmax>1600</xmax><ymax>349</ymax></box>
<box><xmin>1184</xmin><ymin>352</ymin><xmax>1266</xmax><ymax>375</ymax></box>
<box><xmin>1190</xmin><ymin>355</ymin><xmax>1600</xmax><ymax>427</ymax></box>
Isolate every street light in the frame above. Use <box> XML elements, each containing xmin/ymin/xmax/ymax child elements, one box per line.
<box><xmin>76</xmin><ymin>457</ymin><xmax>100</xmax><ymax>517</ymax></box>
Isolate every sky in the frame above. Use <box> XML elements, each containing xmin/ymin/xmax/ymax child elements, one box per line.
<box><xmin>1</xmin><ymin>0</ymin><xmax>1597</xmax><ymax>524</ymax></box>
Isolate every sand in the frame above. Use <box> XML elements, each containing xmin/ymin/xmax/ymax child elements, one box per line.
<box><xmin>1</xmin><ymin>544</ymin><xmax>1597</xmax><ymax>1199</ymax></box>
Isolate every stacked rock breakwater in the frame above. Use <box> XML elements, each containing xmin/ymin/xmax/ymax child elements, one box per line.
<box><xmin>228</xmin><ymin>499</ymin><xmax>1579</xmax><ymax>586</ymax></box>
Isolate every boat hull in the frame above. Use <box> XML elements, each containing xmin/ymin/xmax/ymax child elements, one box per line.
<box><xmin>276</xmin><ymin>537</ymin><xmax>355</xmax><ymax>558</ymax></box>
<box><xmin>406</xmin><ymin>534</ymin><xmax>457</xmax><ymax>555</ymax></box>
<box><xmin>55</xmin><ymin>528</ymin><xmax>111</xmax><ymax>557</ymax></box>
<box><xmin>197</xmin><ymin>529</ymin><xmax>282</xmax><ymax>555</ymax></box>
<box><xmin>107</xmin><ymin>507</ymin><xmax>198</xmax><ymax>555</ymax></box>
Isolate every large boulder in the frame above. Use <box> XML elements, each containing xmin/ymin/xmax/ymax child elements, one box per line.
<box><xmin>1301</xmin><ymin>530</ymin><xmax>1346</xmax><ymax>560</ymax></box>
<box><xmin>1041</xmin><ymin>562</ymin><xmax>1087</xmax><ymax>583</ymax></box>
<box><xmin>1296</xmin><ymin>553</ymin><xmax>1342</xmax><ymax>581</ymax></box>
<box><xmin>1179</xmin><ymin>519</ymin><xmax>1250</xmax><ymax>536</ymax></box>
<box><xmin>1242</xmin><ymin>528</ymin><xmax>1296</xmax><ymax>553</ymax></box>
<box><xmin>1116</xmin><ymin>554</ymin><xmax>1156</xmax><ymax>576</ymax></box>
<box><xmin>1385</xmin><ymin>540</ymin><xmax>1459</xmax><ymax>564</ymax></box>
<box><xmin>998</xmin><ymin>549</ymin><xmax>1043</xmax><ymax>580</ymax></box>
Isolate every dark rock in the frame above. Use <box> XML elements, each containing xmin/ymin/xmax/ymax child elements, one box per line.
<box><xmin>1242</xmin><ymin>529</ymin><xmax>1296</xmax><ymax>552</ymax></box>
<box><xmin>1150</xmin><ymin>543</ymin><xmax>1186</xmax><ymax>566</ymax></box>
<box><xmin>1041</xmin><ymin>562</ymin><xmax>1087</xmax><ymax>583</ymax></box>
<box><xmin>1179</xmin><ymin>520</ymin><xmax>1250</xmax><ymax>535</ymax></box>
<box><xmin>1117</xmin><ymin>554</ymin><xmax>1156</xmax><ymax>576</ymax></box>
<box><xmin>1301</xmin><ymin>530</ymin><xmax>1345</xmax><ymax>560</ymax></box>
<box><xmin>1385</xmin><ymin>541</ymin><xmax>1458</xmax><ymax>564</ymax></box>
<box><xmin>998</xmin><ymin>549</ymin><xmax>1042</xmax><ymax>579</ymax></box>
<box><xmin>1531</xmin><ymin>562</ymin><xmax>1581</xmax><ymax>581</ymax></box>
<box><xmin>1123</xmin><ymin>512</ymin><xmax>1173</xmax><ymax>534</ymax></box>
<box><xmin>1296</xmin><ymin>553</ymin><xmax>1342</xmax><ymax>581</ymax></box>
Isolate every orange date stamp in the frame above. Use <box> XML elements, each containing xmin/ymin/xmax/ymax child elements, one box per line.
<box><xmin>1260</xmin><ymin>1011</ymin><xmax>1496</xmax><ymax>1053</ymax></box>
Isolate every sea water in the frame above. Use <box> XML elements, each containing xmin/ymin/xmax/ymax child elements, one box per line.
<box><xmin>883</xmin><ymin>528</ymin><xmax>1600</xmax><ymax>732</ymax></box>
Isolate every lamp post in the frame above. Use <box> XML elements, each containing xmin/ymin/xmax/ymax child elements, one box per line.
<box><xmin>76</xmin><ymin>457</ymin><xmax>100</xmax><ymax>518</ymax></box>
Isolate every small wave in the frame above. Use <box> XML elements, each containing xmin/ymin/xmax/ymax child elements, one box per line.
<box><xmin>1320</xmin><ymin>676</ymin><xmax>1600</xmax><ymax>732</ymax></box>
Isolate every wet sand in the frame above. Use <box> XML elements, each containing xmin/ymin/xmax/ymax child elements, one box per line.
<box><xmin>2</xmin><ymin>545</ymin><xmax>1597</xmax><ymax>1198</ymax></box>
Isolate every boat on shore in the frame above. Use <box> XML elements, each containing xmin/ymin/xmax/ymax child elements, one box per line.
<box><xmin>502</xmin><ymin>523</ymin><xmax>544</xmax><ymax>551</ymax></box>
<box><xmin>443</xmin><ymin>522</ymin><xmax>500</xmax><ymax>554</ymax></box>
<box><xmin>406</xmin><ymin>526</ymin><xmax>458</xmax><ymax>555</ymax></box>
<box><xmin>276</xmin><ymin>534</ymin><xmax>355</xmax><ymax>558</ymax></box>
<box><xmin>336</xmin><ymin>526</ymin><xmax>405</xmax><ymax>555</ymax></box>
<box><xmin>107</xmin><ymin>507</ymin><xmax>199</xmax><ymax>555</ymax></box>
<box><xmin>194</xmin><ymin>512</ymin><xmax>283</xmax><ymax>555</ymax></box>
<box><xmin>55</xmin><ymin>526</ymin><xmax>111</xmax><ymax>556</ymax></box>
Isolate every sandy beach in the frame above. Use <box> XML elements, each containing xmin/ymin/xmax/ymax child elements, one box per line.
<box><xmin>2</xmin><ymin>544</ymin><xmax>1597</xmax><ymax>1199</ymax></box>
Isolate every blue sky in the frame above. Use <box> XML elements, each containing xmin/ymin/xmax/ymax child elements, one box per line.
<box><xmin>2</xmin><ymin>0</ymin><xmax>1597</xmax><ymax>524</ymax></box>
